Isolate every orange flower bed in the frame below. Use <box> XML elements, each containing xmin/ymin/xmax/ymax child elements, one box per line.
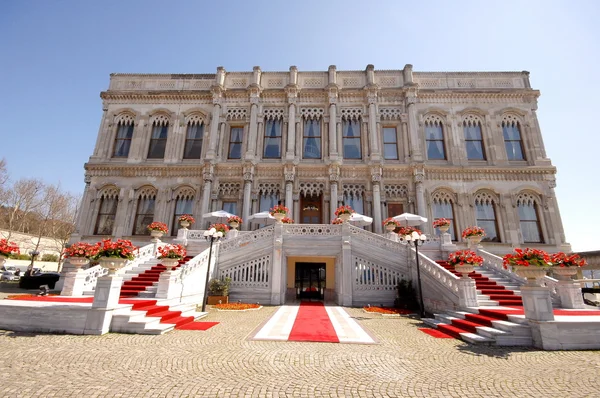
<box><xmin>7</xmin><ymin>294</ymin><xmax>59</xmax><ymax>300</ymax></box>
<box><xmin>363</xmin><ymin>306</ymin><xmax>413</xmax><ymax>315</ymax></box>
<box><xmin>213</xmin><ymin>303</ymin><xmax>261</xmax><ymax>311</ymax></box>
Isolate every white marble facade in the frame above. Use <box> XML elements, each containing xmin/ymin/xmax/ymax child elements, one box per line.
<box><xmin>75</xmin><ymin>64</ymin><xmax>570</xmax><ymax>254</ymax></box>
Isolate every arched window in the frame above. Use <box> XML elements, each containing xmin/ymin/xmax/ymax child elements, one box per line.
<box><xmin>502</xmin><ymin>114</ymin><xmax>525</xmax><ymax>161</ymax></box>
<box><xmin>463</xmin><ymin>115</ymin><xmax>486</xmax><ymax>160</ymax></box>
<box><xmin>133</xmin><ymin>187</ymin><xmax>157</xmax><ymax>235</ymax></box>
<box><xmin>94</xmin><ymin>187</ymin><xmax>119</xmax><ymax>235</ymax></box>
<box><xmin>148</xmin><ymin>115</ymin><xmax>169</xmax><ymax>159</ymax></box>
<box><xmin>424</xmin><ymin>114</ymin><xmax>446</xmax><ymax>160</ymax></box>
<box><xmin>517</xmin><ymin>193</ymin><xmax>543</xmax><ymax>243</ymax></box>
<box><xmin>183</xmin><ymin>115</ymin><xmax>204</xmax><ymax>159</ymax></box>
<box><xmin>172</xmin><ymin>187</ymin><xmax>195</xmax><ymax>235</ymax></box>
<box><xmin>432</xmin><ymin>191</ymin><xmax>456</xmax><ymax>240</ymax></box>
<box><xmin>263</xmin><ymin>110</ymin><xmax>283</xmax><ymax>159</ymax></box>
<box><xmin>341</xmin><ymin>109</ymin><xmax>362</xmax><ymax>159</ymax></box>
<box><xmin>474</xmin><ymin>192</ymin><xmax>499</xmax><ymax>242</ymax></box>
<box><xmin>303</xmin><ymin>118</ymin><xmax>322</xmax><ymax>159</ymax></box>
<box><xmin>343</xmin><ymin>184</ymin><xmax>365</xmax><ymax>215</ymax></box>
<box><xmin>112</xmin><ymin>114</ymin><xmax>135</xmax><ymax>158</ymax></box>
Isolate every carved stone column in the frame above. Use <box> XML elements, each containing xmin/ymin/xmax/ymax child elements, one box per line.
<box><xmin>285</xmin><ymin>86</ymin><xmax>298</xmax><ymax>160</ymax></box>
<box><xmin>367</xmin><ymin>88</ymin><xmax>380</xmax><ymax>160</ymax></box>
<box><xmin>371</xmin><ymin>167</ymin><xmax>383</xmax><ymax>234</ymax></box>
<box><xmin>200</xmin><ymin>164</ymin><xmax>214</xmax><ymax>226</ymax></box>
<box><xmin>413</xmin><ymin>167</ymin><xmax>427</xmax><ymax>222</ymax></box>
<box><xmin>328</xmin><ymin>85</ymin><xmax>339</xmax><ymax>159</ymax></box>
<box><xmin>284</xmin><ymin>165</ymin><xmax>295</xmax><ymax>214</ymax></box>
<box><xmin>207</xmin><ymin>88</ymin><xmax>222</xmax><ymax>159</ymax></box>
<box><xmin>242</xmin><ymin>164</ymin><xmax>254</xmax><ymax>231</ymax></box>
<box><xmin>329</xmin><ymin>164</ymin><xmax>340</xmax><ymax>220</ymax></box>
<box><xmin>401</xmin><ymin>114</ymin><xmax>410</xmax><ymax>162</ymax></box>
<box><xmin>246</xmin><ymin>88</ymin><xmax>261</xmax><ymax>160</ymax></box>
<box><xmin>406</xmin><ymin>91</ymin><xmax>422</xmax><ymax>161</ymax></box>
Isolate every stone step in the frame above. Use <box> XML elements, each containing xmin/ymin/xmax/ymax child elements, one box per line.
<box><xmin>460</xmin><ymin>332</ymin><xmax>494</xmax><ymax>345</ymax></box>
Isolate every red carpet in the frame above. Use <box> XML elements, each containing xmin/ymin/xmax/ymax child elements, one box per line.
<box><xmin>176</xmin><ymin>322</ymin><xmax>219</xmax><ymax>330</ymax></box>
<box><xmin>288</xmin><ymin>301</ymin><xmax>339</xmax><ymax>343</ymax></box>
<box><xmin>418</xmin><ymin>328</ymin><xmax>454</xmax><ymax>338</ymax></box>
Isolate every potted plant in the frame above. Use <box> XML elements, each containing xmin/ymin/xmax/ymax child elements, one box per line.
<box><xmin>462</xmin><ymin>226</ymin><xmax>485</xmax><ymax>244</ymax></box>
<box><xmin>281</xmin><ymin>217</ymin><xmax>294</xmax><ymax>224</ymax></box>
<box><xmin>148</xmin><ymin>221</ymin><xmax>169</xmax><ymax>240</ymax></box>
<box><xmin>0</xmin><ymin>239</ymin><xmax>20</xmax><ymax>267</ymax></box>
<box><xmin>331</xmin><ymin>218</ymin><xmax>344</xmax><ymax>225</ymax></box>
<box><xmin>269</xmin><ymin>204</ymin><xmax>289</xmax><ymax>223</ymax></box>
<box><xmin>334</xmin><ymin>205</ymin><xmax>355</xmax><ymax>222</ymax></box>
<box><xmin>63</xmin><ymin>242</ymin><xmax>99</xmax><ymax>268</ymax></box>
<box><xmin>398</xmin><ymin>226</ymin><xmax>422</xmax><ymax>237</ymax></box>
<box><xmin>209</xmin><ymin>223</ymin><xmax>230</xmax><ymax>236</ymax></box>
<box><xmin>178</xmin><ymin>214</ymin><xmax>195</xmax><ymax>229</ymax></box>
<box><xmin>394</xmin><ymin>279</ymin><xmax>418</xmax><ymax>310</ymax></box>
<box><xmin>433</xmin><ymin>218</ymin><xmax>451</xmax><ymax>233</ymax></box>
<box><xmin>227</xmin><ymin>215</ymin><xmax>243</xmax><ymax>229</ymax></box>
<box><xmin>550</xmin><ymin>252</ymin><xmax>587</xmax><ymax>280</ymax></box>
<box><xmin>382</xmin><ymin>217</ymin><xmax>400</xmax><ymax>232</ymax></box>
<box><xmin>207</xmin><ymin>277</ymin><xmax>231</xmax><ymax>305</ymax></box>
<box><xmin>503</xmin><ymin>248</ymin><xmax>552</xmax><ymax>286</ymax></box>
<box><xmin>447</xmin><ymin>249</ymin><xmax>484</xmax><ymax>278</ymax></box>
<box><xmin>157</xmin><ymin>243</ymin><xmax>187</xmax><ymax>269</ymax></box>
<box><xmin>93</xmin><ymin>239</ymin><xmax>138</xmax><ymax>274</ymax></box>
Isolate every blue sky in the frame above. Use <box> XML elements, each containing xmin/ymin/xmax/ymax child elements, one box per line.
<box><xmin>1</xmin><ymin>0</ymin><xmax>598</xmax><ymax>251</ymax></box>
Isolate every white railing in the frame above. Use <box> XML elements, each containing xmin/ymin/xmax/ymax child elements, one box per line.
<box><xmin>353</xmin><ymin>255</ymin><xmax>404</xmax><ymax>291</ymax></box>
<box><xmin>350</xmin><ymin>225</ymin><xmax>406</xmax><ymax>254</ymax></box>
<box><xmin>219</xmin><ymin>226</ymin><xmax>275</xmax><ymax>254</ymax></box>
<box><xmin>284</xmin><ymin>224</ymin><xmax>342</xmax><ymax>236</ymax></box>
<box><xmin>82</xmin><ymin>265</ymin><xmax>108</xmax><ymax>291</ymax></box>
<box><xmin>417</xmin><ymin>251</ymin><xmax>460</xmax><ymax>297</ymax></box>
<box><xmin>220</xmin><ymin>254</ymin><xmax>271</xmax><ymax>289</ymax></box>
<box><xmin>176</xmin><ymin>246</ymin><xmax>212</xmax><ymax>283</ymax></box>
<box><xmin>115</xmin><ymin>242</ymin><xmax>163</xmax><ymax>276</ymax></box>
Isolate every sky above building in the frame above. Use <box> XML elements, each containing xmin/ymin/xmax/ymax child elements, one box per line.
<box><xmin>1</xmin><ymin>0</ymin><xmax>598</xmax><ymax>252</ymax></box>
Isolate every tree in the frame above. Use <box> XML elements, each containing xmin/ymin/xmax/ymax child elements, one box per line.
<box><xmin>0</xmin><ymin>178</ymin><xmax>45</xmax><ymax>239</ymax></box>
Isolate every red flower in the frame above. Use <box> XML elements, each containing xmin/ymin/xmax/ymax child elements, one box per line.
<box><xmin>503</xmin><ymin>248</ymin><xmax>551</xmax><ymax>268</ymax></box>
<box><xmin>0</xmin><ymin>239</ymin><xmax>20</xmax><ymax>257</ymax></box>
<box><xmin>334</xmin><ymin>205</ymin><xmax>355</xmax><ymax>217</ymax></box>
<box><xmin>148</xmin><ymin>222</ymin><xmax>169</xmax><ymax>234</ymax></box>
<box><xmin>157</xmin><ymin>244</ymin><xmax>187</xmax><ymax>259</ymax></box>
<box><xmin>447</xmin><ymin>250</ymin><xmax>484</xmax><ymax>267</ymax></box>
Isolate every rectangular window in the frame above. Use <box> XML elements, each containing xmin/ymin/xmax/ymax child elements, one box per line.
<box><xmin>343</xmin><ymin>193</ymin><xmax>364</xmax><ymax>215</ymax></box>
<box><xmin>259</xmin><ymin>194</ymin><xmax>278</xmax><ymax>213</ymax></box>
<box><xmin>464</xmin><ymin>124</ymin><xmax>486</xmax><ymax>160</ymax></box>
<box><xmin>342</xmin><ymin>120</ymin><xmax>361</xmax><ymax>159</ymax></box>
<box><xmin>303</xmin><ymin>119</ymin><xmax>321</xmax><ymax>159</ymax></box>
<box><xmin>518</xmin><ymin>203</ymin><xmax>542</xmax><ymax>243</ymax></box>
<box><xmin>172</xmin><ymin>198</ymin><xmax>194</xmax><ymax>236</ymax></box>
<box><xmin>147</xmin><ymin>124</ymin><xmax>168</xmax><ymax>159</ymax></box>
<box><xmin>476</xmin><ymin>203</ymin><xmax>499</xmax><ymax>242</ymax></box>
<box><xmin>222</xmin><ymin>201</ymin><xmax>237</xmax><ymax>216</ymax></box>
<box><xmin>228</xmin><ymin>127</ymin><xmax>243</xmax><ymax>159</ymax></box>
<box><xmin>426</xmin><ymin>124</ymin><xmax>446</xmax><ymax>160</ymax></box>
<box><xmin>133</xmin><ymin>198</ymin><xmax>155</xmax><ymax>235</ymax></box>
<box><xmin>383</xmin><ymin>127</ymin><xmax>399</xmax><ymax>160</ymax></box>
<box><xmin>263</xmin><ymin>120</ymin><xmax>282</xmax><ymax>158</ymax></box>
<box><xmin>112</xmin><ymin>123</ymin><xmax>134</xmax><ymax>158</ymax></box>
<box><xmin>183</xmin><ymin>123</ymin><xmax>204</xmax><ymax>159</ymax></box>
<box><xmin>433</xmin><ymin>202</ymin><xmax>455</xmax><ymax>240</ymax></box>
<box><xmin>94</xmin><ymin>197</ymin><xmax>118</xmax><ymax>235</ymax></box>
<box><xmin>503</xmin><ymin>123</ymin><xmax>525</xmax><ymax>160</ymax></box>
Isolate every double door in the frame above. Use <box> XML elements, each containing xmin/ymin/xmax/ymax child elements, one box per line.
<box><xmin>295</xmin><ymin>263</ymin><xmax>326</xmax><ymax>300</ymax></box>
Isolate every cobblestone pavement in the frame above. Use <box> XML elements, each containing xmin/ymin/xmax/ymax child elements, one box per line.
<box><xmin>1</xmin><ymin>305</ymin><xmax>599</xmax><ymax>398</ymax></box>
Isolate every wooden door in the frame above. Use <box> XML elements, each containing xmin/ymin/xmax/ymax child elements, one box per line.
<box><xmin>388</xmin><ymin>203</ymin><xmax>404</xmax><ymax>218</ymax></box>
<box><xmin>301</xmin><ymin>194</ymin><xmax>322</xmax><ymax>224</ymax></box>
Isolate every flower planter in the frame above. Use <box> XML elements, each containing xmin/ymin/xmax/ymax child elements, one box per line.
<box><xmin>438</xmin><ymin>225</ymin><xmax>450</xmax><ymax>233</ymax></box>
<box><xmin>338</xmin><ymin>213</ymin><xmax>351</xmax><ymax>222</ymax></box>
<box><xmin>98</xmin><ymin>257</ymin><xmax>129</xmax><ymax>275</ymax></box>
<box><xmin>207</xmin><ymin>295</ymin><xmax>228</xmax><ymax>305</ymax></box>
<box><xmin>159</xmin><ymin>258</ymin><xmax>180</xmax><ymax>269</ymax></box>
<box><xmin>273</xmin><ymin>213</ymin><xmax>285</xmax><ymax>223</ymax></box>
<box><xmin>552</xmin><ymin>266</ymin><xmax>578</xmax><ymax>281</ymax></box>
<box><xmin>385</xmin><ymin>224</ymin><xmax>397</xmax><ymax>232</ymax></box>
<box><xmin>68</xmin><ymin>257</ymin><xmax>90</xmax><ymax>269</ymax></box>
<box><xmin>150</xmin><ymin>230</ymin><xmax>164</xmax><ymax>240</ymax></box>
<box><xmin>180</xmin><ymin>220</ymin><xmax>190</xmax><ymax>229</ymax></box>
<box><xmin>229</xmin><ymin>221</ymin><xmax>239</xmax><ymax>230</ymax></box>
<box><xmin>467</xmin><ymin>235</ymin><xmax>483</xmax><ymax>245</ymax></box>
<box><xmin>513</xmin><ymin>266</ymin><xmax>549</xmax><ymax>286</ymax></box>
<box><xmin>454</xmin><ymin>264</ymin><xmax>475</xmax><ymax>278</ymax></box>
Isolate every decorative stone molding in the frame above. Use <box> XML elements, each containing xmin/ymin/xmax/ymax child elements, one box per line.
<box><xmin>341</xmin><ymin>108</ymin><xmax>363</xmax><ymax>121</ymax></box>
<box><xmin>218</xmin><ymin>182</ymin><xmax>241</xmax><ymax>197</ymax></box>
<box><xmin>227</xmin><ymin>107</ymin><xmax>248</xmax><ymax>121</ymax></box>
<box><xmin>284</xmin><ymin>164</ymin><xmax>295</xmax><ymax>182</ymax></box>
<box><xmin>515</xmin><ymin>191</ymin><xmax>540</xmax><ymax>207</ymax></box>
<box><xmin>149</xmin><ymin>113</ymin><xmax>170</xmax><ymax>126</ymax></box>
<box><xmin>173</xmin><ymin>186</ymin><xmax>195</xmax><ymax>200</ymax></box>
<box><xmin>474</xmin><ymin>190</ymin><xmax>498</xmax><ymax>206</ymax></box>
<box><xmin>242</xmin><ymin>163</ymin><xmax>255</xmax><ymax>182</ymax></box>
<box><xmin>300</xmin><ymin>108</ymin><xmax>325</xmax><ymax>120</ymax></box>
<box><xmin>384</xmin><ymin>184</ymin><xmax>409</xmax><ymax>198</ymax></box>
<box><xmin>114</xmin><ymin>112</ymin><xmax>136</xmax><ymax>125</ymax></box>
<box><xmin>136</xmin><ymin>185</ymin><xmax>157</xmax><ymax>199</ymax></box>
<box><xmin>380</xmin><ymin>107</ymin><xmax>402</xmax><ymax>121</ymax></box>
<box><xmin>329</xmin><ymin>164</ymin><xmax>340</xmax><ymax>182</ymax></box>
<box><xmin>257</xmin><ymin>183</ymin><xmax>281</xmax><ymax>195</ymax></box>
<box><xmin>203</xmin><ymin>163</ymin><xmax>214</xmax><ymax>182</ymax></box>
<box><xmin>423</xmin><ymin>113</ymin><xmax>445</xmax><ymax>127</ymax></box>
<box><xmin>98</xmin><ymin>185</ymin><xmax>119</xmax><ymax>199</ymax></box>
<box><xmin>371</xmin><ymin>167</ymin><xmax>382</xmax><ymax>183</ymax></box>
<box><xmin>413</xmin><ymin>167</ymin><xmax>425</xmax><ymax>184</ymax></box>
<box><xmin>431</xmin><ymin>189</ymin><xmax>456</xmax><ymax>206</ymax></box>
<box><xmin>185</xmin><ymin>113</ymin><xmax>206</xmax><ymax>125</ymax></box>
<box><xmin>342</xmin><ymin>183</ymin><xmax>366</xmax><ymax>197</ymax></box>
<box><xmin>462</xmin><ymin>113</ymin><xmax>484</xmax><ymax>127</ymax></box>
<box><xmin>298</xmin><ymin>182</ymin><xmax>325</xmax><ymax>196</ymax></box>
<box><xmin>263</xmin><ymin>108</ymin><xmax>285</xmax><ymax>121</ymax></box>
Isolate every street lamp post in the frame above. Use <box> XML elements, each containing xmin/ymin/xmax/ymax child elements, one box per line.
<box><xmin>404</xmin><ymin>231</ymin><xmax>427</xmax><ymax>318</ymax></box>
<box><xmin>28</xmin><ymin>250</ymin><xmax>40</xmax><ymax>275</ymax></box>
<box><xmin>201</xmin><ymin>228</ymin><xmax>223</xmax><ymax>312</ymax></box>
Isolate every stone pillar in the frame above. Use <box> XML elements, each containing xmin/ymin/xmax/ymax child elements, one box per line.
<box><xmin>242</xmin><ymin>164</ymin><xmax>254</xmax><ymax>231</ymax></box>
<box><xmin>73</xmin><ymin>174</ymin><xmax>92</xmax><ymax>237</ymax></box>
<box><xmin>367</xmin><ymin>90</ymin><xmax>380</xmax><ymax>160</ymax></box>
<box><xmin>60</xmin><ymin>267</ymin><xmax>87</xmax><ymax>296</ymax></box>
<box><xmin>547</xmin><ymin>179</ymin><xmax>567</xmax><ymax>246</ymax></box>
<box><xmin>457</xmin><ymin>278</ymin><xmax>478</xmax><ymax>308</ymax></box>
<box><xmin>155</xmin><ymin>271</ymin><xmax>183</xmax><ymax>300</ymax></box>
<box><xmin>328</xmin><ymin>83</ymin><xmax>339</xmax><ymax>159</ymax></box>
<box><xmin>286</xmin><ymin>103</ymin><xmax>296</xmax><ymax>159</ymax></box>
<box><xmin>401</xmin><ymin>115</ymin><xmax>410</xmax><ymax>162</ymax></box>
<box><xmin>246</xmin><ymin>91</ymin><xmax>260</xmax><ymax>159</ymax></box>
<box><xmin>271</xmin><ymin>223</ymin><xmax>284</xmax><ymax>305</ymax></box>
<box><xmin>207</xmin><ymin>102</ymin><xmax>221</xmax><ymax>159</ymax></box>
<box><xmin>521</xmin><ymin>286</ymin><xmax>555</xmax><ymax>321</ymax></box>
<box><xmin>557</xmin><ymin>280</ymin><xmax>586</xmax><ymax>309</ymax></box>
<box><xmin>413</xmin><ymin>168</ymin><xmax>427</xmax><ymax>220</ymax></box>
<box><xmin>84</xmin><ymin>275</ymin><xmax>123</xmax><ymax>335</ymax></box>
<box><xmin>341</xmin><ymin>222</ymin><xmax>353</xmax><ymax>306</ymax></box>
<box><xmin>284</xmin><ymin>165</ymin><xmax>294</xmax><ymax>214</ymax></box>
<box><xmin>371</xmin><ymin>167</ymin><xmax>382</xmax><ymax>234</ymax></box>
<box><xmin>329</xmin><ymin>164</ymin><xmax>340</xmax><ymax>220</ymax></box>
<box><xmin>200</xmin><ymin>164</ymin><xmax>214</xmax><ymax>224</ymax></box>
<box><xmin>91</xmin><ymin>107</ymin><xmax>109</xmax><ymax>159</ymax></box>
<box><xmin>406</xmin><ymin>92</ymin><xmax>422</xmax><ymax>161</ymax></box>
<box><xmin>113</xmin><ymin>188</ymin><xmax>131</xmax><ymax>238</ymax></box>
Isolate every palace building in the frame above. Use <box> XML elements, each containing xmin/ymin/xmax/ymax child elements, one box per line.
<box><xmin>75</xmin><ymin>64</ymin><xmax>568</xmax><ymax>254</ymax></box>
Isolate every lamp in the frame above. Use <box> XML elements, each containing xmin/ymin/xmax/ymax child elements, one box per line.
<box><xmin>404</xmin><ymin>231</ymin><xmax>427</xmax><ymax>318</ymax></box>
<box><xmin>201</xmin><ymin>228</ymin><xmax>223</xmax><ymax>312</ymax></box>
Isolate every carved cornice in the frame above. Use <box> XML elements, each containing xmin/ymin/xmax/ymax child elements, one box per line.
<box><xmin>85</xmin><ymin>163</ymin><xmax>204</xmax><ymax>178</ymax></box>
<box><xmin>100</xmin><ymin>92</ymin><xmax>212</xmax><ymax>104</ymax></box>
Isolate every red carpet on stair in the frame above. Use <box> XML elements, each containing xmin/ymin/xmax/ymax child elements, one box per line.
<box><xmin>288</xmin><ymin>301</ymin><xmax>339</xmax><ymax>343</ymax></box>
<box><xmin>176</xmin><ymin>322</ymin><xmax>219</xmax><ymax>330</ymax></box>
<box><xmin>418</xmin><ymin>328</ymin><xmax>454</xmax><ymax>338</ymax></box>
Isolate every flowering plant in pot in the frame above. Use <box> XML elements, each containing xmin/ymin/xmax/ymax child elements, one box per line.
<box><xmin>147</xmin><ymin>221</ymin><xmax>169</xmax><ymax>234</ymax></box>
<box><xmin>209</xmin><ymin>223</ymin><xmax>230</xmax><ymax>236</ymax></box>
<box><xmin>398</xmin><ymin>226</ymin><xmax>422</xmax><ymax>236</ymax></box>
<box><xmin>0</xmin><ymin>239</ymin><xmax>20</xmax><ymax>259</ymax></box>
<box><xmin>383</xmin><ymin>218</ymin><xmax>400</xmax><ymax>227</ymax></box>
<box><xmin>281</xmin><ymin>217</ymin><xmax>294</xmax><ymax>224</ymax></box>
<box><xmin>64</xmin><ymin>242</ymin><xmax>99</xmax><ymax>267</ymax></box>
<box><xmin>331</xmin><ymin>218</ymin><xmax>344</xmax><ymax>225</ymax></box>
<box><xmin>334</xmin><ymin>205</ymin><xmax>355</xmax><ymax>217</ymax></box>
<box><xmin>157</xmin><ymin>243</ymin><xmax>187</xmax><ymax>269</ymax></box>
<box><xmin>94</xmin><ymin>239</ymin><xmax>138</xmax><ymax>260</ymax></box>
<box><xmin>448</xmin><ymin>249</ymin><xmax>483</xmax><ymax>278</ymax></box>
<box><xmin>269</xmin><ymin>204</ymin><xmax>289</xmax><ymax>215</ymax></box>
<box><xmin>462</xmin><ymin>226</ymin><xmax>485</xmax><ymax>238</ymax></box>
<box><xmin>433</xmin><ymin>218</ymin><xmax>451</xmax><ymax>232</ymax></box>
<box><xmin>207</xmin><ymin>277</ymin><xmax>232</xmax><ymax>305</ymax></box>
<box><xmin>178</xmin><ymin>214</ymin><xmax>195</xmax><ymax>228</ymax></box>
<box><xmin>550</xmin><ymin>252</ymin><xmax>587</xmax><ymax>279</ymax></box>
<box><xmin>227</xmin><ymin>215</ymin><xmax>243</xmax><ymax>229</ymax></box>
<box><xmin>503</xmin><ymin>248</ymin><xmax>552</xmax><ymax>285</ymax></box>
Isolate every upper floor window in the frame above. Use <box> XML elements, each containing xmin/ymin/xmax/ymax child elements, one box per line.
<box><xmin>383</xmin><ymin>127</ymin><xmax>398</xmax><ymax>160</ymax></box>
<box><xmin>502</xmin><ymin>116</ymin><xmax>525</xmax><ymax>160</ymax></box>
<box><xmin>342</xmin><ymin>120</ymin><xmax>361</xmax><ymax>159</ymax></box>
<box><xmin>94</xmin><ymin>191</ymin><xmax>118</xmax><ymax>235</ymax></box>
<box><xmin>133</xmin><ymin>190</ymin><xmax>156</xmax><ymax>235</ymax></box>
<box><xmin>425</xmin><ymin>116</ymin><xmax>446</xmax><ymax>160</ymax></box>
<box><xmin>464</xmin><ymin>117</ymin><xmax>486</xmax><ymax>160</ymax></box>
<box><xmin>148</xmin><ymin>122</ymin><xmax>168</xmax><ymax>159</ymax></box>
<box><xmin>228</xmin><ymin>127</ymin><xmax>243</xmax><ymax>159</ymax></box>
<box><xmin>303</xmin><ymin>119</ymin><xmax>321</xmax><ymax>159</ymax></box>
<box><xmin>343</xmin><ymin>190</ymin><xmax>364</xmax><ymax>215</ymax></box>
<box><xmin>263</xmin><ymin>119</ymin><xmax>282</xmax><ymax>159</ymax></box>
<box><xmin>432</xmin><ymin>192</ymin><xmax>456</xmax><ymax>240</ymax></box>
<box><xmin>517</xmin><ymin>194</ymin><xmax>543</xmax><ymax>243</ymax></box>
<box><xmin>183</xmin><ymin>122</ymin><xmax>204</xmax><ymax>159</ymax></box>
<box><xmin>475</xmin><ymin>193</ymin><xmax>499</xmax><ymax>242</ymax></box>
<box><xmin>112</xmin><ymin>122</ymin><xmax>134</xmax><ymax>158</ymax></box>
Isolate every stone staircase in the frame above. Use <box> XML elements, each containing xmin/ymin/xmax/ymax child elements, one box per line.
<box><xmin>422</xmin><ymin>261</ymin><xmax>532</xmax><ymax>346</ymax></box>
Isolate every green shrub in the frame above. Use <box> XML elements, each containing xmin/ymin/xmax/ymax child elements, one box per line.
<box><xmin>208</xmin><ymin>277</ymin><xmax>231</xmax><ymax>296</ymax></box>
<box><xmin>13</xmin><ymin>254</ymin><xmax>31</xmax><ymax>260</ymax></box>
<box><xmin>395</xmin><ymin>279</ymin><xmax>418</xmax><ymax>310</ymax></box>
<box><xmin>41</xmin><ymin>254</ymin><xmax>59</xmax><ymax>262</ymax></box>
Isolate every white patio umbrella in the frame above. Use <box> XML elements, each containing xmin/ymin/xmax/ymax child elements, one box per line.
<box><xmin>247</xmin><ymin>211</ymin><xmax>277</xmax><ymax>225</ymax></box>
<box><xmin>348</xmin><ymin>213</ymin><xmax>373</xmax><ymax>227</ymax></box>
<box><xmin>201</xmin><ymin>210</ymin><xmax>236</xmax><ymax>223</ymax></box>
<box><xmin>391</xmin><ymin>212</ymin><xmax>428</xmax><ymax>226</ymax></box>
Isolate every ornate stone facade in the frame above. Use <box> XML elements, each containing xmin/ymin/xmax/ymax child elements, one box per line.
<box><xmin>77</xmin><ymin>64</ymin><xmax>569</xmax><ymax>252</ymax></box>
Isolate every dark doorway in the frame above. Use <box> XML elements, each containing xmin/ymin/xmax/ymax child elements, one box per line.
<box><xmin>300</xmin><ymin>194</ymin><xmax>322</xmax><ymax>224</ymax></box>
<box><xmin>295</xmin><ymin>262</ymin><xmax>326</xmax><ymax>300</ymax></box>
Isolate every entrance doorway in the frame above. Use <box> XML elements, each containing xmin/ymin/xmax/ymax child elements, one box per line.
<box><xmin>300</xmin><ymin>194</ymin><xmax>322</xmax><ymax>224</ymax></box>
<box><xmin>295</xmin><ymin>262</ymin><xmax>326</xmax><ymax>300</ymax></box>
